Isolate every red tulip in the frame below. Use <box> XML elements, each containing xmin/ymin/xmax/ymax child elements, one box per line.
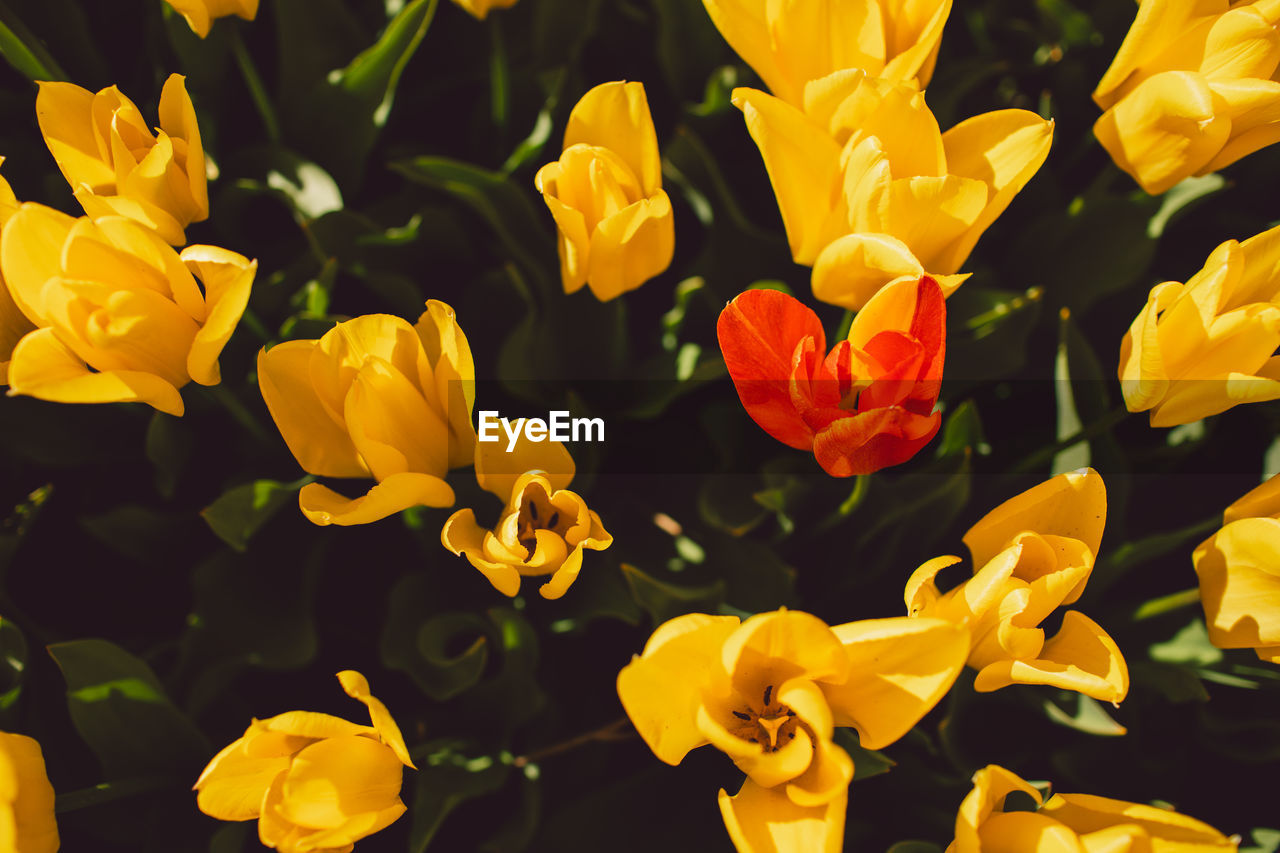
<box><xmin>717</xmin><ymin>277</ymin><xmax>946</xmax><ymax>477</ymax></box>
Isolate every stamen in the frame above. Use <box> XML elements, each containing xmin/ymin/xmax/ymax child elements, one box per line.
<box><xmin>763</xmin><ymin>685</ymin><xmax>773</xmax><ymax>706</ymax></box>
<box><xmin>529</xmin><ymin>502</ymin><xmax>539</xmax><ymax>521</ymax></box>
<box><xmin>748</xmin><ymin>737</ymin><xmax>758</xmax><ymax>743</ymax></box>
<box><xmin>788</xmin><ymin>732</ymin><xmax>795</xmax><ymax>740</ymax></box>
<box><xmin>786</xmin><ymin>709</ymin><xmax>795</xmax><ymax>717</ymax></box>
<box><xmin>732</xmin><ymin>711</ymin><xmax>751</xmax><ymax>721</ymax></box>
<box><xmin>547</xmin><ymin>511</ymin><xmax>560</xmax><ymax>528</ymax></box>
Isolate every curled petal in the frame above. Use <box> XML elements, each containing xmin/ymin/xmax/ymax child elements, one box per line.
<box><xmin>811</xmin><ymin>406</ymin><xmax>941</xmax><ymax>477</ymax></box>
<box><xmin>718</xmin><ymin>776</ymin><xmax>846</xmax><ymax>853</ymax></box>
<box><xmin>963</xmin><ymin>468</ymin><xmax>1106</xmax><ymax>571</ymax></box>
<box><xmin>952</xmin><ymin>764</ymin><xmax>1045</xmax><ymax>853</ymax></box>
<box><xmin>1042</xmin><ymin>792</ymin><xmax>1235</xmax><ymax>848</ymax></box>
<box><xmin>440</xmin><ymin>508</ymin><xmax>524</xmax><ymax>597</ymax></box>
<box><xmin>182</xmin><ymin>245</ymin><xmax>256</xmax><ymax>386</ymax></box>
<box><xmin>298</xmin><ymin>473</ymin><xmax>454</xmax><ymax>527</ymax></box>
<box><xmin>337</xmin><ymin>671</ymin><xmax>415</xmax><ymax>769</ymax></box>
<box><xmin>972</xmin><ymin>611</ymin><xmax>1129</xmax><ymax>703</ymax></box>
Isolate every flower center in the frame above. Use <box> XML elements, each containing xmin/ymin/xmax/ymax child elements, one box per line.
<box><xmin>728</xmin><ymin>684</ymin><xmax>801</xmax><ymax>752</ymax></box>
<box><xmin>516</xmin><ymin>492</ymin><xmax>562</xmax><ymax>554</ymax></box>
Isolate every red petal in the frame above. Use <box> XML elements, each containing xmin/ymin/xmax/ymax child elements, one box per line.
<box><xmin>910</xmin><ymin>275</ymin><xmax>947</xmax><ymax>386</ymax></box>
<box><xmin>812</xmin><ymin>409</ymin><xmax>942</xmax><ymax>477</ymax></box>
<box><xmin>718</xmin><ymin>289</ymin><xmax>826</xmax><ymax>449</ymax></box>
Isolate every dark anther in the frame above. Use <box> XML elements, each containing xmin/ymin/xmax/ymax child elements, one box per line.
<box><xmin>732</xmin><ymin>710</ymin><xmax>751</xmax><ymax>721</ymax></box>
<box><xmin>547</xmin><ymin>511</ymin><xmax>560</xmax><ymax>528</ymax></box>
<box><xmin>786</xmin><ymin>709</ymin><xmax>796</xmax><ymax>717</ymax></box>
<box><xmin>788</xmin><ymin>732</ymin><xmax>796</xmax><ymax>740</ymax></box>
<box><xmin>748</xmin><ymin>737</ymin><xmax>758</xmax><ymax>744</ymax></box>
<box><xmin>528</xmin><ymin>502</ymin><xmax>539</xmax><ymax>520</ymax></box>
<box><xmin>763</xmin><ymin>685</ymin><xmax>773</xmax><ymax>706</ymax></box>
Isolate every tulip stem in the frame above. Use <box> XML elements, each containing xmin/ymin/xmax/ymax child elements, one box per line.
<box><xmin>229</xmin><ymin>24</ymin><xmax>280</xmax><ymax>143</ymax></box>
<box><xmin>511</xmin><ymin>716</ymin><xmax>635</xmax><ymax>767</ymax></box>
<box><xmin>489</xmin><ymin>16</ymin><xmax>509</xmax><ymax>129</ymax></box>
<box><xmin>1011</xmin><ymin>404</ymin><xmax>1130</xmax><ymax>474</ymax></box>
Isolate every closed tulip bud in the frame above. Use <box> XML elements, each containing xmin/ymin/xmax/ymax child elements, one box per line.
<box><xmin>534</xmin><ymin>81</ymin><xmax>675</xmax><ymax>301</ymax></box>
<box><xmin>442</xmin><ymin>432</ymin><xmax>610</xmax><ymax>599</ymax></box>
<box><xmin>450</xmin><ymin>0</ymin><xmax>518</xmax><ymax>19</ymax></box>
<box><xmin>0</xmin><ymin>204</ymin><xmax>256</xmax><ymax>416</ymax></box>
<box><xmin>164</xmin><ymin>0</ymin><xmax>259</xmax><ymax>38</ymax></box>
<box><xmin>0</xmin><ymin>732</ymin><xmax>59</xmax><ymax>853</ymax></box>
<box><xmin>36</xmin><ymin>74</ymin><xmax>207</xmax><ymax>246</ymax></box>
<box><xmin>257</xmin><ymin>302</ymin><xmax>477</xmax><ymax>526</ymax></box>
<box><xmin>1119</xmin><ymin>223</ymin><xmax>1280</xmax><ymax>427</ymax></box>
<box><xmin>951</xmin><ymin>765</ymin><xmax>1236</xmax><ymax>853</ymax></box>
<box><xmin>906</xmin><ymin>468</ymin><xmax>1130</xmax><ymax>703</ymax></box>
<box><xmin>733</xmin><ymin>71</ymin><xmax>1051</xmax><ymax>309</ymax></box>
<box><xmin>1094</xmin><ymin>0</ymin><xmax>1280</xmax><ymax>194</ymax></box>
<box><xmin>702</xmin><ymin>0</ymin><xmax>952</xmax><ymax>106</ymax></box>
<box><xmin>1194</xmin><ymin>474</ymin><xmax>1280</xmax><ymax>663</ymax></box>
<box><xmin>195</xmin><ymin>671</ymin><xmax>414</xmax><ymax>853</ymax></box>
<box><xmin>718</xmin><ymin>277</ymin><xmax>946</xmax><ymax>477</ymax></box>
<box><xmin>619</xmin><ymin>609</ymin><xmax>968</xmax><ymax>853</ymax></box>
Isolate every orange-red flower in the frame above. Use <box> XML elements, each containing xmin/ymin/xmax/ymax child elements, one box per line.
<box><xmin>717</xmin><ymin>277</ymin><xmax>945</xmax><ymax>477</ymax></box>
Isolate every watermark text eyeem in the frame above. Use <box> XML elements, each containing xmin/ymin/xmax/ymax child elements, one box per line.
<box><xmin>477</xmin><ymin>411</ymin><xmax>605</xmax><ymax>452</ymax></box>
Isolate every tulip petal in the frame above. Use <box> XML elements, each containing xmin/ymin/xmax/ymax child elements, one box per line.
<box><xmin>1042</xmin><ymin>793</ymin><xmax>1234</xmax><ymax>847</ymax></box>
<box><xmin>293</xmin><ymin>801</ymin><xmax>407</xmax><ymax>852</ymax></box>
<box><xmin>564</xmin><ymin>81</ymin><xmax>662</xmax><ymax>197</ymax></box>
<box><xmin>722</xmin><ymin>610</ymin><xmax>850</xmax><ymax>692</ymax></box>
<box><xmin>1093</xmin><ymin>0</ymin><xmax>1224</xmax><ymax>106</ymax></box>
<box><xmin>539</xmin><ymin>545</ymin><xmax>585</xmax><ymax>600</ymax></box>
<box><xmin>537</xmin><ymin>189</ymin><xmax>591</xmax><ymax>294</ymax></box>
<box><xmin>973</xmin><ymin>610</ymin><xmax>1129</xmax><ymax>702</ymax></box>
<box><xmin>811</xmin><ymin>406</ymin><xmax>941</xmax><ymax>477</ymax></box>
<box><xmin>617</xmin><ymin>613</ymin><xmax>740</xmax><ymax>765</ymax></box>
<box><xmin>1151</xmin><ymin>370</ymin><xmax>1280</xmax><ymax>426</ymax></box>
<box><xmin>310</xmin><ymin>314</ymin><xmax>433</xmax><ymax>425</ymax></box>
<box><xmin>158</xmin><ymin>73</ymin><xmax>209</xmax><ymax>220</ymax></box>
<box><xmin>7</xmin><ymin>326</ymin><xmax>185</xmax><ymax>415</ymax></box>
<box><xmin>702</xmin><ymin>0</ymin><xmax>789</xmax><ymax>100</ymax></box>
<box><xmin>279</xmin><ymin>735</ymin><xmax>404</xmax><ymax>830</ymax></box>
<box><xmin>936</xmin><ymin>109</ymin><xmax>1054</xmax><ymax>273</ymax></box>
<box><xmin>952</xmin><ymin>764</ymin><xmax>1045</xmax><ymax>853</ymax></box>
<box><xmin>257</xmin><ymin>341</ymin><xmax>369</xmax><ymax>479</ymax></box>
<box><xmin>415</xmin><ymin>299</ymin><xmax>477</xmax><ymax>468</ymax></box>
<box><xmin>257</xmin><ymin>711</ymin><xmax>373</xmax><ymax>742</ymax></box>
<box><xmin>784</xmin><ymin>735</ymin><xmax>853</xmax><ymax>809</ymax></box>
<box><xmin>36</xmin><ymin>82</ymin><xmax>117</xmax><ymax>191</ymax></box>
<box><xmin>963</xmin><ymin>468</ymin><xmax>1106</xmax><ymax>571</ymax></box>
<box><xmin>195</xmin><ymin>741</ymin><xmax>287</xmax><ymax>821</ymax></box>
<box><xmin>0</xmin><ymin>733</ymin><xmax>59</xmax><ymax>853</ymax></box>
<box><xmin>440</xmin><ymin>508</ymin><xmax>524</xmax><ymax>597</ymax></box>
<box><xmin>0</xmin><ymin>203</ymin><xmax>78</xmax><ymax>326</ymax></box>
<box><xmin>343</xmin><ymin>357</ymin><xmax>451</xmax><ymax>481</ymax></box>
<box><xmin>1194</xmin><ymin>517</ymin><xmax>1280</xmax><ymax>649</ymax></box>
<box><xmin>298</xmin><ymin>474</ymin><xmax>454</xmax><ymax>526</ymax></box>
<box><xmin>337</xmin><ymin>671</ymin><xmax>415</xmax><ymax>769</ymax></box>
<box><xmin>719</xmin><ymin>776</ymin><xmax>847</xmax><ymax>853</ymax></box>
<box><xmin>977</xmin><ymin>811</ymin><xmax>1085</xmax><ymax>853</ymax></box>
<box><xmin>584</xmin><ymin>191</ymin><xmax>675</xmax><ymax>301</ymax></box>
<box><xmin>811</xmin><ymin>232</ymin><xmax>925</xmax><ymax>311</ymax></box>
<box><xmin>183</xmin><ymin>245</ymin><xmax>256</xmax><ymax>386</ymax></box>
<box><xmin>1224</xmin><ymin>472</ymin><xmax>1280</xmax><ymax>523</ymax></box>
<box><xmin>768</xmin><ymin>0</ymin><xmax>887</xmax><ymax>105</ymax></box>
<box><xmin>824</xmin><ymin>616</ymin><xmax>969</xmax><ymax>749</ymax></box>
<box><xmin>732</xmin><ymin>87</ymin><xmax>848</xmax><ymax>264</ymax></box>
<box><xmin>475</xmin><ymin>430</ymin><xmax>575</xmax><ymax>501</ymax></box>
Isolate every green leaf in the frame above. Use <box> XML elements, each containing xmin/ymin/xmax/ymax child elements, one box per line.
<box><xmin>231</xmin><ymin>147</ymin><xmax>345</xmax><ymax>220</ymax></box>
<box><xmin>945</xmin><ymin>286</ymin><xmax>1043</xmax><ymax>389</ymax></box>
<box><xmin>1129</xmin><ymin>661</ymin><xmax>1209</xmax><ymax>704</ymax></box>
<box><xmin>0</xmin><ymin>617</ymin><xmax>27</xmax><ymax>714</ymax></box>
<box><xmin>1148</xmin><ymin>174</ymin><xmax>1226</xmax><ymax>239</ymax></box>
<box><xmin>48</xmin><ymin>639</ymin><xmax>207</xmax><ymax>779</ymax></box>
<box><xmin>622</xmin><ymin>563</ymin><xmax>727</xmax><ymax>625</ymax></box>
<box><xmin>408</xmin><ymin>740</ymin><xmax>510</xmax><ymax>853</ymax></box>
<box><xmin>886</xmin><ymin>843</ymin><xmax>945</xmax><ymax>853</ymax></box>
<box><xmin>274</xmin><ymin>0</ymin><xmax>369</xmax><ymax>100</ymax></box>
<box><xmin>1242</xmin><ymin>828</ymin><xmax>1280</xmax><ymax>853</ymax></box>
<box><xmin>1150</xmin><ymin>620</ymin><xmax>1223</xmax><ymax>667</ymax></box>
<box><xmin>145</xmin><ymin>412</ymin><xmax>193</xmax><ymax>500</ymax></box>
<box><xmin>0</xmin><ymin>2</ymin><xmax>67</xmax><ymax>80</ymax></box>
<box><xmin>935</xmin><ymin>400</ymin><xmax>986</xmax><ymax>459</ymax></box>
<box><xmin>552</xmin><ymin>562</ymin><xmax>644</xmax><ymax>632</ymax></box>
<box><xmin>834</xmin><ymin>729</ymin><xmax>896</xmax><ymax>781</ymax></box>
<box><xmin>200</xmin><ymin>476</ymin><xmax>314</xmax><ymax>552</ymax></box>
<box><xmin>381</xmin><ymin>577</ymin><xmax>492</xmax><ymax>701</ymax></box>
<box><xmin>1043</xmin><ymin>693</ymin><xmax>1127</xmax><ymax>737</ymax></box>
<box><xmin>1052</xmin><ymin>310</ymin><xmax>1090</xmax><ymax>476</ymax></box>
<box><xmin>286</xmin><ymin>0</ymin><xmax>439</xmax><ymax>186</ymax></box>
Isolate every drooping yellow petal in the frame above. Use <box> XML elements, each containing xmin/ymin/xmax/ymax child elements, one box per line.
<box><xmin>564</xmin><ymin>81</ymin><xmax>662</xmax><ymax>197</ymax></box>
<box><xmin>718</xmin><ymin>776</ymin><xmax>846</xmax><ymax>853</ymax></box>
<box><xmin>336</xmin><ymin>671</ymin><xmax>415</xmax><ymax>769</ymax></box>
<box><xmin>298</xmin><ymin>474</ymin><xmax>454</xmax><ymax>526</ymax></box>
<box><xmin>475</xmin><ymin>430</ymin><xmax>575</xmax><ymax>500</ymax></box>
<box><xmin>1042</xmin><ymin>793</ymin><xmax>1235</xmax><ymax>848</ymax></box>
<box><xmin>440</xmin><ymin>508</ymin><xmax>524</xmax><ymax>596</ymax></box>
<box><xmin>538</xmin><ymin>545</ymin><xmax>585</xmax><ymax>600</ymax></box>
<box><xmin>823</xmin><ymin>616</ymin><xmax>969</xmax><ymax>749</ymax></box>
<box><xmin>963</xmin><ymin>468</ymin><xmax>1107</xmax><ymax>571</ymax></box>
<box><xmin>973</xmin><ymin>611</ymin><xmax>1129</xmax><ymax>702</ymax></box>
<box><xmin>257</xmin><ymin>341</ymin><xmax>369</xmax><ymax>479</ymax></box>
<box><xmin>783</xmin><ymin>730</ymin><xmax>853</xmax><ymax>809</ymax></box>
<box><xmin>182</xmin><ymin>245</ymin><xmax>256</xmax><ymax>386</ymax></box>
<box><xmin>616</xmin><ymin>613</ymin><xmax>741</xmax><ymax>765</ymax></box>
<box><xmin>7</xmin><ymin>327</ymin><xmax>185</xmax><ymax>415</ymax></box>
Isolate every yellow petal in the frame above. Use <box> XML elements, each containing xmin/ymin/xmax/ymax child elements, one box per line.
<box><xmin>440</xmin><ymin>508</ymin><xmax>524</xmax><ymax>597</ymax></box>
<box><xmin>881</xmin><ymin>174</ymin><xmax>988</xmax><ymax>272</ymax></box>
<box><xmin>586</xmin><ymin>191</ymin><xmax>675</xmax><ymax>301</ymax></box>
<box><xmin>475</xmin><ymin>429</ymin><xmax>575</xmax><ymax>500</ymax></box>
<box><xmin>256</xmin><ymin>711</ymin><xmax>371</xmax><ymax>742</ymax></box>
<box><xmin>974</xmin><ymin>611</ymin><xmax>1129</xmax><ymax>702</ymax></box>
<box><xmin>977</xmin><ymin>811</ymin><xmax>1084</xmax><ymax>853</ymax></box>
<box><xmin>298</xmin><ymin>474</ymin><xmax>454</xmax><ymax>526</ymax></box>
<box><xmin>1093</xmin><ymin>0</ymin><xmax>1224</xmax><ymax>106</ymax></box>
<box><xmin>702</xmin><ymin>0</ymin><xmax>790</xmax><ymax>101</ymax></box>
<box><xmin>0</xmin><ymin>202</ymin><xmax>78</xmax><ymax>326</ymax></box>
<box><xmin>732</xmin><ymin>87</ymin><xmax>848</xmax><ymax>264</ymax></box>
<box><xmin>309</xmin><ymin>314</ymin><xmax>433</xmax><ymax>425</ymax></box>
<box><xmin>880</xmin><ymin>0</ymin><xmax>953</xmax><ymax>86</ymax></box>
<box><xmin>564</xmin><ymin>81</ymin><xmax>662</xmax><ymax>197</ymax></box>
<box><xmin>195</xmin><ymin>740</ymin><xmax>287</xmax><ymax>821</ymax></box>
<box><xmin>536</xmin><ymin>188</ymin><xmax>591</xmax><ymax>294</ymax></box>
<box><xmin>257</xmin><ymin>341</ymin><xmax>369</xmax><ymax>479</ymax></box>
<box><xmin>1199</xmin><ymin>5</ymin><xmax>1280</xmax><ymax>82</ymax></box>
<box><xmin>414</xmin><ymin>300</ymin><xmax>476</xmax><ymax>468</ymax></box>
<box><xmin>963</xmin><ymin>468</ymin><xmax>1107</xmax><ymax>572</ymax></box>
<box><xmin>0</xmin><ymin>732</ymin><xmax>59</xmax><ymax>853</ymax></box>
<box><xmin>767</xmin><ymin>0</ymin><xmax>888</xmax><ymax>104</ymax></box>
<box><xmin>1150</xmin><ymin>370</ymin><xmax>1280</xmax><ymax>426</ymax></box>
<box><xmin>719</xmin><ymin>776</ymin><xmax>846</xmax><ymax>853</ymax></box>
<box><xmin>36</xmin><ymin>81</ymin><xmax>116</xmax><ymax>191</ymax></box>
<box><xmin>952</xmin><ymin>764</ymin><xmax>1045</xmax><ymax>853</ymax></box>
<box><xmin>1094</xmin><ymin>71</ymin><xmax>1230</xmax><ymax>195</ymax></box>
<box><xmin>343</xmin><ymin>357</ymin><xmax>450</xmax><ymax>480</ymax></box>
<box><xmin>337</xmin><ymin>671</ymin><xmax>415</xmax><ymax>769</ymax></box>
<box><xmin>539</xmin><ymin>545</ymin><xmax>585</xmax><ymax>599</ymax></box>
<box><xmin>1223</xmin><ymin>471</ymin><xmax>1280</xmax><ymax>523</ymax></box>
<box><xmin>823</xmin><ymin>616</ymin><xmax>969</xmax><ymax>749</ymax></box>
<box><xmin>292</xmin><ymin>801</ymin><xmax>406</xmax><ymax>851</ymax></box>
<box><xmin>1119</xmin><ymin>280</ymin><xmax>1182</xmax><ymax>413</ymax></box>
<box><xmin>72</xmin><ymin>187</ymin><xmax>187</xmax><ymax>247</ymax></box>
<box><xmin>1042</xmin><ymin>792</ymin><xmax>1234</xmax><ymax>848</ymax></box>
<box><xmin>183</xmin><ymin>245</ymin><xmax>256</xmax><ymax>386</ymax></box>
<box><xmin>784</xmin><ymin>734</ymin><xmax>853</xmax><ymax>809</ymax></box>
<box><xmin>157</xmin><ymin>73</ymin><xmax>209</xmax><ymax>222</ymax></box>
<box><xmin>7</xmin><ymin>326</ymin><xmax>185</xmax><ymax>415</ymax></box>
<box><xmin>721</xmin><ymin>611</ymin><xmax>850</xmax><ymax>693</ymax></box>
<box><xmin>1194</xmin><ymin>517</ymin><xmax>1280</xmax><ymax>648</ymax></box>
<box><xmin>935</xmin><ymin>109</ymin><xmax>1054</xmax><ymax>274</ymax></box>
<box><xmin>810</xmin><ymin>232</ymin><xmax>925</xmax><ymax>311</ymax></box>
<box><xmin>905</xmin><ymin>554</ymin><xmax>962</xmax><ymax>616</ymax></box>
<box><xmin>616</xmin><ymin>613</ymin><xmax>740</xmax><ymax>765</ymax></box>
<box><xmin>700</xmin><ymin>704</ymin><xmax>815</xmax><ymax>788</ymax></box>
<box><xmin>277</xmin><ymin>735</ymin><xmax>403</xmax><ymax>829</ymax></box>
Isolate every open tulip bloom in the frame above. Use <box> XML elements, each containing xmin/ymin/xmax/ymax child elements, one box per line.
<box><xmin>617</xmin><ymin>609</ymin><xmax>969</xmax><ymax>853</ymax></box>
<box><xmin>718</xmin><ymin>277</ymin><xmax>945</xmax><ymax>477</ymax></box>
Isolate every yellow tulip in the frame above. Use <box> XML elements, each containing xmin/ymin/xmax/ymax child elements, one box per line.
<box><xmin>702</xmin><ymin>0</ymin><xmax>952</xmax><ymax>106</ymax></box>
<box><xmin>36</xmin><ymin>74</ymin><xmax>207</xmax><ymax>246</ymax></box>
<box><xmin>534</xmin><ymin>81</ymin><xmax>675</xmax><ymax>301</ymax></box>
<box><xmin>0</xmin><ymin>731</ymin><xmax>59</xmax><ymax>853</ymax></box>
<box><xmin>1194</xmin><ymin>473</ymin><xmax>1280</xmax><ymax>663</ymax></box>
<box><xmin>949</xmin><ymin>764</ymin><xmax>1236</xmax><ymax>852</ymax></box>
<box><xmin>164</xmin><ymin>0</ymin><xmax>259</xmax><ymax>38</ymax></box>
<box><xmin>257</xmin><ymin>302</ymin><xmax>476</xmax><ymax>526</ymax></box>
<box><xmin>906</xmin><ymin>468</ymin><xmax>1130</xmax><ymax>703</ymax></box>
<box><xmin>618</xmin><ymin>609</ymin><xmax>969</xmax><ymax>853</ymax></box>
<box><xmin>0</xmin><ymin>164</ymin><xmax>32</xmax><ymax>386</ymax></box>
<box><xmin>1094</xmin><ymin>0</ymin><xmax>1280</xmax><ymax>194</ymax></box>
<box><xmin>195</xmin><ymin>671</ymin><xmax>414</xmax><ymax>853</ymax></box>
<box><xmin>1119</xmin><ymin>223</ymin><xmax>1280</xmax><ymax>427</ymax></box>
<box><xmin>441</xmin><ymin>430</ymin><xmax>611</xmax><ymax>599</ymax></box>
<box><xmin>733</xmin><ymin>70</ymin><xmax>1052</xmax><ymax>309</ymax></box>
<box><xmin>451</xmin><ymin>0</ymin><xmax>518</xmax><ymax>20</ymax></box>
<box><xmin>0</xmin><ymin>203</ymin><xmax>255</xmax><ymax>416</ymax></box>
